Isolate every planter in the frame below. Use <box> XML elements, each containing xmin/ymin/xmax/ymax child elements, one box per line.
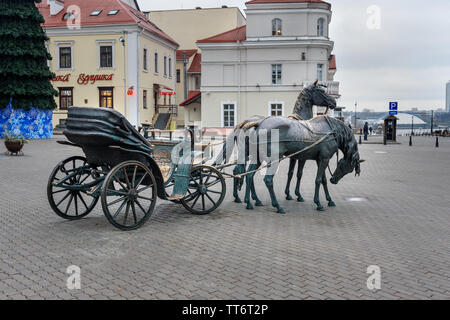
<box><xmin>5</xmin><ymin>140</ymin><xmax>24</xmax><ymax>154</ymax></box>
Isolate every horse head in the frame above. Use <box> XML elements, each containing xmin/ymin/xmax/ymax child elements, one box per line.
<box><xmin>330</xmin><ymin>139</ymin><xmax>365</xmax><ymax>184</ymax></box>
<box><xmin>306</xmin><ymin>80</ymin><xmax>337</xmax><ymax>110</ymax></box>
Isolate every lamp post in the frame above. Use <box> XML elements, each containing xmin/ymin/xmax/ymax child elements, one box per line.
<box><xmin>354</xmin><ymin>102</ymin><xmax>357</xmax><ymax>134</ymax></box>
<box><xmin>120</xmin><ymin>31</ymin><xmax>127</xmax><ymax>119</ymax></box>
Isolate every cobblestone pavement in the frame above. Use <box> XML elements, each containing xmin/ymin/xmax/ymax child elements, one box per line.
<box><xmin>0</xmin><ymin>136</ymin><xmax>449</xmax><ymax>300</ymax></box>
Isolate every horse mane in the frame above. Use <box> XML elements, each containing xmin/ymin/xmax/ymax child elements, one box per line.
<box><xmin>324</xmin><ymin>116</ymin><xmax>354</xmax><ymax>158</ymax></box>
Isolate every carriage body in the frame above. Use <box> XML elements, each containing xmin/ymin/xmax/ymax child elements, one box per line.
<box><xmin>47</xmin><ymin>107</ymin><xmax>225</xmax><ymax>231</ymax></box>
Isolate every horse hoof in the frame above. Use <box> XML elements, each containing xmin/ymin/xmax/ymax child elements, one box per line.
<box><xmin>277</xmin><ymin>208</ymin><xmax>286</xmax><ymax>214</ymax></box>
<box><xmin>297</xmin><ymin>197</ymin><xmax>305</xmax><ymax>203</ymax></box>
<box><xmin>255</xmin><ymin>201</ymin><xmax>263</xmax><ymax>207</ymax></box>
<box><xmin>286</xmin><ymin>196</ymin><xmax>293</xmax><ymax>201</ymax></box>
<box><xmin>328</xmin><ymin>201</ymin><xmax>336</xmax><ymax>207</ymax></box>
<box><xmin>234</xmin><ymin>198</ymin><xmax>242</xmax><ymax>204</ymax></box>
<box><xmin>246</xmin><ymin>204</ymin><xmax>254</xmax><ymax>210</ymax></box>
<box><xmin>316</xmin><ymin>206</ymin><xmax>325</xmax><ymax>212</ymax></box>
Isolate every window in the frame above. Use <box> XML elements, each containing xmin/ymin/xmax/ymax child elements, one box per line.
<box><xmin>169</xmin><ymin>57</ymin><xmax>172</xmax><ymax>77</ymax></box>
<box><xmin>143</xmin><ymin>48</ymin><xmax>148</xmax><ymax>71</ymax></box>
<box><xmin>90</xmin><ymin>10</ymin><xmax>102</xmax><ymax>16</ymax></box>
<box><xmin>176</xmin><ymin>69</ymin><xmax>181</xmax><ymax>83</ymax></box>
<box><xmin>107</xmin><ymin>10</ymin><xmax>119</xmax><ymax>16</ymax></box>
<box><xmin>270</xmin><ymin>103</ymin><xmax>284</xmax><ymax>116</ymax></box>
<box><xmin>59</xmin><ymin>88</ymin><xmax>73</xmax><ymax>110</ymax></box>
<box><xmin>194</xmin><ymin>75</ymin><xmax>200</xmax><ymax>90</ymax></box>
<box><xmin>164</xmin><ymin>56</ymin><xmax>167</xmax><ymax>76</ymax></box>
<box><xmin>99</xmin><ymin>87</ymin><xmax>114</xmax><ymax>108</ymax></box>
<box><xmin>272</xmin><ymin>18</ymin><xmax>282</xmax><ymax>36</ymax></box>
<box><xmin>301</xmin><ymin>52</ymin><xmax>306</xmax><ymax>61</ymax></box>
<box><xmin>143</xmin><ymin>90</ymin><xmax>148</xmax><ymax>109</ymax></box>
<box><xmin>100</xmin><ymin>46</ymin><xmax>113</xmax><ymax>68</ymax></box>
<box><xmin>154</xmin><ymin>52</ymin><xmax>158</xmax><ymax>73</ymax></box>
<box><xmin>222</xmin><ymin>103</ymin><xmax>236</xmax><ymax>128</ymax></box>
<box><xmin>59</xmin><ymin>47</ymin><xmax>72</xmax><ymax>69</ymax></box>
<box><xmin>317</xmin><ymin>18</ymin><xmax>325</xmax><ymax>37</ymax></box>
<box><xmin>317</xmin><ymin>64</ymin><xmax>324</xmax><ymax>81</ymax></box>
<box><xmin>271</xmin><ymin>64</ymin><xmax>282</xmax><ymax>85</ymax></box>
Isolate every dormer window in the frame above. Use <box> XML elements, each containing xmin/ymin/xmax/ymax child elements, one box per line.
<box><xmin>108</xmin><ymin>10</ymin><xmax>119</xmax><ymax>16</ymax></box>
<box><xmin>272</xmin><ymin>18</ymin><xmax>282</xmax><ymax>36</ymax></box>
<box><xmin>317</xmin><ymin>18</ymin><xmax>325</xmax><ymax>36</ymax></box>
<box><xmin>90</xmin><ymin>10</ymin><xmax>102</xmax><ymax>16</ymax></box>
<box><xmin>63</xmin><ymin>12</ymin><xmax>75</xmax><ymax>20</ymax></box>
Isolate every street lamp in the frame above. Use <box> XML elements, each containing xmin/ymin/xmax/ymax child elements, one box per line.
<box><xmin>120</xmin><ymin>32</ymin><xmax>127</xmax><ymax>119</ymax></box>
<box><xmin>354</xmin><ymin>102</ymin><xmax>357</xmax><ymax>133</ymax></box>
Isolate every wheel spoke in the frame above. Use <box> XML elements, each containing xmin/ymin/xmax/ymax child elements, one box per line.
<box><xmin>113</xmin><ymin>174</ymin><xmax>128</xmax><ymax>191</ymax></box>
<box><xmin>107</xmin><ymin>189</ymin><xmax>127</xmax><ymax>196</ymax></box>
<box><xmin>52</xmin><ymin>189</ymin><xmax>68</xmax><ymax>195</ymax></box>
<box><xmin>205</xmin><ymin>193</ymin><xmax>217</xmax><ymax>207</ymax></box>
<box><xmin>190</xmin><ymin>194</ymin><xmax>201</xmax><ymax>208</ymax></box>
<box><xmin>64</xmin><ymin>193</ymin><xmax>74</xmax><ymax>215</ymax></box>
<box><xmin>201</xmin><ymin>194</ymin><xmax>206</xmax><ymax>211</ymax></box>
<box><xmin>123</xmin><ymin>201</ymin><xmax>131</xmax><ymax>225</ymax></box>
<box><xmin>135</xmin><ymin>172</ymin><xmax>148</xmax><ymax>188</ymax></box>
<box><xmin>207</xmin><ymin>190</ymin><xmax>222</xmax><ymax>195</ymax></box>
<box><xmin>78</xmin><ymin>192</ymin><xmax>89</xmax><ymax>210</ymax></box>
<box><xmin>131</xmin><ymin>202</ymin><xmax>138</xmax><ymax>225</ymax></box>
<box><xmin>55</xmin><ymin>191</ymin><xmax>71</xmax><ymax>207</ymax></box>
<box><xmin>136</xmin><ymin>185</ymin><xmax>153</xmax><ymax>193</ymax></box>
<box><xmin>107</xmin><ymin>195</ymin><xmax>127</xmax><ymax>207</ymax></box>
<box><xmin>123</xmin><ymin>168</ymin><xmax>131</xmax><ymax>189</ymax></box>
<box><xmin>113</xmin><ymin>199</ymin><xmax>128</xmax><ymax>219</ymax></box>
<box><xmin>134</xmin><ymin>199</ymin><xmax>147</xmax><ymax>215</ymax></box>
<box><xmin>206</xmin><ymin>179</ymin><xmax>221</xmax><ymax>188</ymax></box>
<box><xmin>74</xmin><ymin>193</ymin><xmax>79</xmax><ymax>216</ymax></box>
<box><xmin>136</xmin><ymin>195</ymin><xmax>154</xmax><ymax>202</ymax></box>
<box><xmin>132</xmin><ymin>165</ymin><xmax>138</xmax><ymax>188</ymax></box>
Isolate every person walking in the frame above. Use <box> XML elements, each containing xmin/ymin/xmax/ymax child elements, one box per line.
<box><xmin>364</xmin><ymin>122</ymin><xmax>369</xmax><ymax>141</ymax></box>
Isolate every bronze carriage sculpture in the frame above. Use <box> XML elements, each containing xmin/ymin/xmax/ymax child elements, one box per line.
<box><xmin>47</xmin><ymin>107</ymin><xmax>226</xmax><ymax>231</ymax></box>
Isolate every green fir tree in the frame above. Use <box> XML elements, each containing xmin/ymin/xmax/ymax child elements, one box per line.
<box><xmin>0</xmin><ymin>0</ymin><xmax>58</xmax><ymax>110</ymax></box>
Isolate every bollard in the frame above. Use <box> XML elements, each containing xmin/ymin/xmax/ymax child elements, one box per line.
<box><xmin>383</xmin><ymin>134</ymin><xmax>387</xmax><ymax>145</ymax></box>
<box><xmin>359</xmin><ymin>135</ymin><xmax>362</xmax><ymax>145</ymax></box>
<box><xmin>409</xmin><ymin>135</ymin><xmax>412</xmax><ymax>146</ymax></box>
<box><xmin>436</xmin><ymin>136</ymin><xmax>439</xmax><ymax>148</ymax></box>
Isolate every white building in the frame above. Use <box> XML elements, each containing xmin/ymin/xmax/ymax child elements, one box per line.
<box><xmin>446</xmin><ymin>81</ymin><xmax>450</xmax><ymax>112</ymax></box>
<box><xmin>196</xmin><ymin>0</ymin><xmax>339</xmax><ymax>128</ymax></box>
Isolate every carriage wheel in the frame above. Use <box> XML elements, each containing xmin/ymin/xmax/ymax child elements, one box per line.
<box><xmin>47</xmin><ymin>156</ymin><xmax>99</xmax><ymax>220</ymax></box>
<box><xmin>101</xmin><ymin>161</ymin><xmax>157</xmax><ymax>231</ymax></box>
<box><xmin>181</xmin><ymin>165</ymin><xmax>226</xmax><ymax>215</ymax></box>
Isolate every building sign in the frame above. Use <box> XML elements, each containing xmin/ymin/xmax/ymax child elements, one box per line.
<box><xmin>52</xmin><ymin>74</ymin><xmax>70</xmax><ymax>82</ymax></box>
<box><xmin>77</xmin><ymin>73</ymin><xmax>114</xmax><ymax>85</ymax></box>
<box><xmin>127</xmin><ymin>86</ymin><xmax>136</xmax><ymax>96</ymax></box>
<box><xmin>160</xmin><ymin>91</ymin><xmax>176</xmax><ymax>96</ymax></box>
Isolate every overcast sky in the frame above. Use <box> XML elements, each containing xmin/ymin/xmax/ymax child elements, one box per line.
<box><xmin>139</xmin><ymin>0</ymin><xmax>450</xmax><ymax>111</ymax></box>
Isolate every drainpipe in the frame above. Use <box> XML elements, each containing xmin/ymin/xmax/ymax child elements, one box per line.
<box><xmin>183</xmin><ymin>52</ymin><xmax>188</xmax><ymax>101</ymax></box>
<box><xmin>237</xmin><ymin>40</ymin><xmax>242</xmax><ymax>125</ymax></box>
<box><xmin>122</xmin><ymin>31</ymin><xmax>127</xmax><ymax>119</ymax></box>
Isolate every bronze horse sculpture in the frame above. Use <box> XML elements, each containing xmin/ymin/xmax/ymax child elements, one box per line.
<box><xmin>214</xmin><ymin>81</ymin><xmax>337</xmax><ymax>205</ymax></box>
<box><xmin>240</xmin><ymin>115</ymin><xmax>362</xmax><ymax>213</ymax></box>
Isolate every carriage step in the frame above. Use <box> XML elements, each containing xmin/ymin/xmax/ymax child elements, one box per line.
<box><xmin>167</xmin><ymin>195</ymin><xmax>184</xmax><ymax>201</ymax></box>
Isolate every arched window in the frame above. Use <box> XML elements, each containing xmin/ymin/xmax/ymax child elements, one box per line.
<box><xmin>272</xmin><ymin>18</ymin><xmax>282</xmax><ymax>36</ymax></box>
<box><xmin>317</xmin><ymin>18</ymin><xmax>325</xmax><ymax>36</ymax></box>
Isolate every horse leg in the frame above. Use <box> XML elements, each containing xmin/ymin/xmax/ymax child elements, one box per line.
<box><xmin>244</xmin><ymin>164</ymin><xmax>258</xmax><ymax>210</ymax></box>
<box><xmin>264</xmin><ymin>172</ymin><xmax>285</xmax><ymax>214</ymax></box>
<box><xmin>314</xmin><ymin>159</ymin><xmax>328</xmax><ymax>211</ymax></box>
<box><xmin>294</xmin><ymin>159</ymin><xmax>306</xmax><ymax>202</ymax></box>
<box><xmin>322</xmin><ymin>172</ymin><xmax>336</xmax><ymax>207</ymax></box>
<box><xmin>285</xmin><ymin>158</ymin><xmax>296</xmax><ymax>200</ymax></box>
<box><xmin>250</xmin><ymin>180</ymin><xmax>263</xmax><ymax>207</ymax></box>
<box><xmin>233</xmin><ymin>177</ymin><xmax>242</xmax><ymax>203</ymax></box>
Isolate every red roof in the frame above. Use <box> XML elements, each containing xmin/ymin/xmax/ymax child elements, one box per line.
<box><xmin>36</xmin><ymin>0</ymin><xmax>178</xmax><ymax>47</ymax></box>
<box><xmin>329</xmin><ymin>55</ymin><xmax>336</xmax><ymax>70</ymax></box>
<box><xmin>246</xmin><ymin>0</ymin><xmax>330</xmax><ymax>5</ymax></box>
<box><xmin>179</xmin><ymin>91</ymin><xmax>201</xmax><ymax>106</ymax></box>
<box><xmin>197</xmin><ymin>25</ymin><xmax>246</xmax><ymax>43</ymax></box>
<box><xmin>176</xmin><ymin>49</ymin><xmax>198</xmax><ymax>61</ymax></box>
<box><xmin>187</xmin><ymin>53</ymin><xmax>201</xmax><ymax>73</ymax></box>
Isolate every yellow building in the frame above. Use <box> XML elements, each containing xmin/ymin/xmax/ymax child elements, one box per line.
<box><xmin>37</xmin><ymin>0</ymin><xmax>179</xmax><ymax>129</ymax></box>
<box><xmin>145</xmin><ymin>7</ymin><xmax>246</xmax><ymax>127</ymax></box>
